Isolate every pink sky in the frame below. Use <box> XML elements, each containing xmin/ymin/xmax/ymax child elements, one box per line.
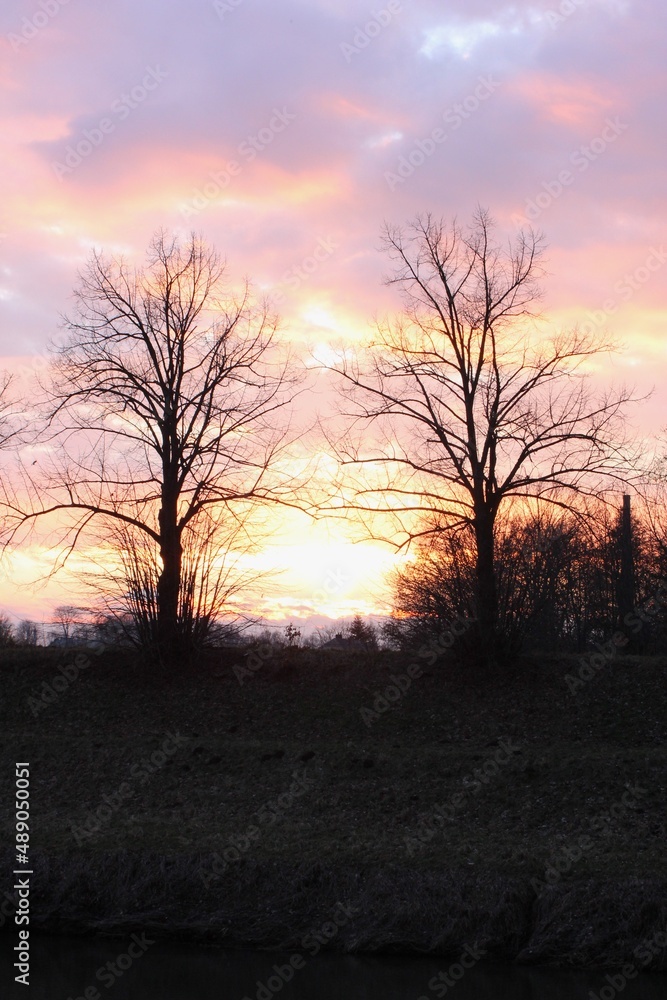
<box><xmin>0</xmin><ymin>0</ymin><xmax>665</xmax><ymax>627</ymax></box>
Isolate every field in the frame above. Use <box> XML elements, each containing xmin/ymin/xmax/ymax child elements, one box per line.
<box><xmin>1</xmin><ymin>643</ymin><xmax>666</xmax><ymax>967</ymax></box>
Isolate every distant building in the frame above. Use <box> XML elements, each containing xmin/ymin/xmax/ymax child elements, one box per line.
<box><xmin>48</xmin><ymin>635</ymin><xmax>74</xmax><ymax>648</ymax></box>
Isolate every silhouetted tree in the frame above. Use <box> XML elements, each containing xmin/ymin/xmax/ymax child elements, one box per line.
<box><xmin>385</xmin><ymin>507</ymin><xmax>574</xmax><ymax>653</ymax></box>
<box><xmin>329</xmin><ymin>210</ymin><xmax>637</xmax><ymax>666</ymax></box>
<box><xmin>389</xmin><ymin>495</ymin><xmax>666</xmax><ymax>656</ymax></box>
<box><xmin>284</xmin><ymin>623</ymin><xmax>301</xmax><ymax>646</ymax></box>
<box><xmin>0</xmin><ymin>613</ymin><xmax>15</xmax><ymax>647</ymax></box>
<box><xmin>15</xmin><ymin>620</ymin><xmax>39</xmax><ymax>646</ymax></box>
<box><xmin>84</xmin><ymin>515</ymin><xmax>263</xmax><ymax>656</ymax></box>
<box><xmin>349</xmin><ymin>613</ymin><xmax>378</xmax><ymax>649</ymax></box>
<box><xmin>2</xmin><ymin>232</ymin><xmax>302</xmax><ymax>665</ymax></box>
<box><xmin>50</xmin><ymin>605</ymin><xmax>90</xmax><ymax>644</ymax></box>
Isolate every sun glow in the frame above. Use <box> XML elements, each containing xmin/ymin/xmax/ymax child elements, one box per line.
<box><xmin>239</xmin><ymin>532</ymin><xmax>400</xmax><ymax>620</ymax></box>
<box><xmin>0</xmin><ymin>506</ymin><xmax>404</xmax><ymax>625</ymax></box>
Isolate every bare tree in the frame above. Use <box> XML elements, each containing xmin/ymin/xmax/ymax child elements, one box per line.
<box><xmin>85</xmin><ymin>513</ymin><xmax>264</xmax><ymax>655</ymax></box>
<box><xmin>0</xmin><ymin>613</ymin><xmax>15</xmax><ymax>647</ymax></box>
<box><xmin>2</xmin><ymin>231</ymin><xmax>303</xmax><ymax>665</ymax></box>
<box><xmin>50</xmin><ymin>605</ymin><xmax>90</xmax><ymax>645</ymax></box>
<box><xmin>328</xmin><ymin>210</ymin><xmax>638</xmax><ymax>665</ymax></box>
<box><xmin>15</xmin><ymin>620</ymin><xmax>39</xmax><ymax>646</ymax></box>
<box><xmin>385</xmin><ymin>506</ymin><xmax>585</xmax><ymax>654</ymax></box>
<box><xmin>284</xmin><ymin>623</ymin><xmax>301</xmax><ymax>647</ymax></box>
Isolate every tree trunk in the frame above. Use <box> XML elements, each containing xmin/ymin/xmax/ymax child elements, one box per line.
<box><xmin>157</xmin><ymin>488</ymin><xmax>182</xmax><ymax>665</ymax></box>
<box><xmin>474</xmin><ymin>508</ymin><xmax>498</xmax><ymax>668</ymax></box>
<box><xmin>617</xmin><ymin>494</ymin><xmax>635</xmax><ymax>619</ymax></box>
<box><xmin>617</xmin><ymin>493</ymin><xmax>636</xmax><ymax>651</ymax></box>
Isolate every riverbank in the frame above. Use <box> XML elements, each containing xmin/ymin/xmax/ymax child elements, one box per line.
<box><xmin>2</xmin><ymin>644</ymin><xmax>666</xmax><ymax>967</ymax></box>
<box><xmin>5</xmin><ymin>850</ymin><xmax>667</xmax><ymax>970</ymax></box>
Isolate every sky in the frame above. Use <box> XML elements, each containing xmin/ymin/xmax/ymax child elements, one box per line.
<box><xmin>0</xmin><ymin>0</ymin><xmax>665</xmax><ymax>630</ymax></box>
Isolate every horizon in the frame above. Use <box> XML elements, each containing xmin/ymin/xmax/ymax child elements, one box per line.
<box><xmin>1</xmin><ymin>0</ymin><xmax>666</xmax><ymax>622</ymax></box>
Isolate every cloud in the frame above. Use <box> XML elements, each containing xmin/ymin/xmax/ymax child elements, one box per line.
<box><xmin>0</xmin><ymin>0</ymin><xmax>665</xmax><ymax>617</ymax></box>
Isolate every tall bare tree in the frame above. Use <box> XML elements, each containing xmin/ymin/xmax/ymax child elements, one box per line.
<box><xmin>328</xmin><ymin>210</ymin><xmax>637</xmax><ymax>665</ymax></box>
<box><xmin>50</xmin><ymin>605</ymin><xmax>91</xmax><ymax>645</ymax></box>
<box><xmin>2</xmin><ymin>231</ymin><xmax>302</xmax><ymax>664</ymax></box>
<box><xmin>385</xmin><ymin>505</ymin><xmax>585</xmax><ymax>654</ymax></box>
<box><xmin>86</xmin><ymin>512</ymin><xmax>264</xmax><ymax>654</ymax></box>
<box><xmin>15</xmin><ymin>620</ymin><xmax>39</xmax><ymax>646</ymax></box>
<box><xmin>0</xmin><ymin>613</ymin><xmax>15</xmax><ymax>647</ymax></box>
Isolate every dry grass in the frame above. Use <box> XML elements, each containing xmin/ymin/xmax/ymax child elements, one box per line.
<box><xmin>1</xmin><ymin>643</ymin><xmax>666</xmax><ymax>966</ymax></box>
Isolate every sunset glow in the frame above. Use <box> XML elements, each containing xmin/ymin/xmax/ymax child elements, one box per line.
<box><xmin>1</xmin><ymin>0</ymin><xmax>665</xmax><ymax>628</ymax></box>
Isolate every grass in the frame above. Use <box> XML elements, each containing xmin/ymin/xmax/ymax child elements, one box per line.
<box><xmin>1</xmin><ymin>642</ymin><xmax>666</xmax><ymax>967</ymax></box>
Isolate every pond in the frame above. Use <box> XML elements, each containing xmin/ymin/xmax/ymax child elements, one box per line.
<box><xmin>3</xmin><ymin>932</ymin><xmax>667</xmax><ymax>999</ymax></box>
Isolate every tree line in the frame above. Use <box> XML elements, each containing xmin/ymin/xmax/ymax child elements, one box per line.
<box><xmin>0</xmin><ymin>210</ymin><xmax>658</xmax><ymax>669</ymax></box>
<box><xmin>385</xmin><ymin>496</ymin><xmax>667</xmax><ymax>657</ymax></box>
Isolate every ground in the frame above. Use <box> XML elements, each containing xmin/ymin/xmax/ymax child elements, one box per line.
<box><xmin>1</xmin><ymin>643</ymin><xmax>666</xmax><ymax>966</ymax></box>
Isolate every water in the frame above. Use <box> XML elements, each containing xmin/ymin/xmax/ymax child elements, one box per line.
<box><xmin>3</xmin><ymin>932</ymin><xmax>666</xmax><ymax>999</ymax></box>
